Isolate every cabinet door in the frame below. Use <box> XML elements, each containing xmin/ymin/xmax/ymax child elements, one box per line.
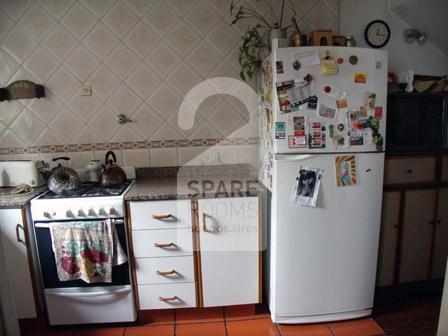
<box><xmin>399</xmin><ymin>189</ymin><xmax>436</xmax><ymax>283</ymax></box>
<box><xmin>198</xmin><ymin>197</ymin><xmax>259</xmax><ymax>307</ymax></box>
<box><xmin>377</xmin><ymin>191</ymin><xmax>401</xmax><ymax>286</ymax></box>
<box><xmin>432</xmin><ymin>188</ymin><xmax>448</xmax><ymax>279</ymax></box>
<box><xmin>0</xmin><ymin>209</ymin><xmax>36</xmax><ymax>318</ymax></box>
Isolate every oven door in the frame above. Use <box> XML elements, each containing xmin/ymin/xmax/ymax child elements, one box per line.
<box><xmin>34</xmin><ymin>218</ymin><xmax>130</xmax><ymax>289</ymax></box>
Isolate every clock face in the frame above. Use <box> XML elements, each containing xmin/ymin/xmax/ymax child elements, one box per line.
<box><xmin>365</xmin><ymin>20</ymin><xmax>390</xmax><ymax>48</ymax></box>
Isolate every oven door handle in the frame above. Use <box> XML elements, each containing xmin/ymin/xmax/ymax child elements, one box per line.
<box><xmin>46</xmin><ymin>287</ymin><xmax>131</xmax><ymax>298</ymax></box>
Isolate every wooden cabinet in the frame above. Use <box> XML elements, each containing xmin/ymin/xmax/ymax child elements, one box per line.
<box><xmin>377</xmin><ymin>154</ymin><xmax>448</xmax><ymax>286</ymax></box>
<box><xmin>197</xmin><ymin>197</ymin><xmax>260</xmax><ymax>307</ymax></box>
<box><xmin>399</xmin><ymin>189</ymin><xmax>436</xmax><ymax>283</ymax></box>
<box><xmin>0</xmin><ymin>208</ymin><xmax>37</xmax><ymax>319</ymax></box>
<box><xmin>432</xmin><ymin>187</ymin><xmax>448</xmax><ymax>279</ymax></box>
<box><xmin>128</xmin><ymin>196</ymin><xmax>260</xmax><ymax>309</ymax></box>
<box><xmin>377</xmin><ymin>191</ymin><xmax>400</xmax><ymax>286</ymax></box>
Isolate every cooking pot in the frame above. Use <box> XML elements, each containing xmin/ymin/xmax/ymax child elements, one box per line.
<box><xmin>47</xmin><ymin>157</ymin><xmax>81</xmax><ymax>195</ymax></box>
<box><xmin>99</xmin><ymin>151</ymin><xmax>126</xmax><ymax>187</ymax></box>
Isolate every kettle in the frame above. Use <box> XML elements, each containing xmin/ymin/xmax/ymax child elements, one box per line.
<box><xmin>99</xmin><ymin>151</ymin><xmax>127</xmax><ymax>187</ymax></box>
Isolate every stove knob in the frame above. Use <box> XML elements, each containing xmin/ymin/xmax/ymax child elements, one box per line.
<box><xmin>43</xmin><ymin>211</ymin><xmax>52</xmax><ymax>219</ymax></box>
<box><xmin>88</xmin><ymin>208</ymin><xmax>96</xmax><ymax>216</ymax></box>
<box><xmin>99</xmin><ymin>208</ymin><xmax>107</xmax><ymax>216</ymax></box>
<box><xmin>109</xmin><ymin>207</ymin><xmax>118</xmax><ymax>216</ymax></box>
<box><xmin>77</xmin><ymin>209</ymin><xmax>86</xmax><ymax>217</ymax></box>
<box><xmin>66</xmin><ymin>210</ymin><xmax>74</xmax><ymax>218</ymax></box>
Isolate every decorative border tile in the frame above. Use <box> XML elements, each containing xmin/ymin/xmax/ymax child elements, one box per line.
<box><xmin>0</xmin><ymin>137</ymin><xmax>259</xmax><ymax>155</ymax></box>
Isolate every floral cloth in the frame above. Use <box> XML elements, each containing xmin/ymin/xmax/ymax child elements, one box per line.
<box><xmin>49</xmin><ymin>220</ymin><xmax>127</xmax><ymax>283</ymax></box>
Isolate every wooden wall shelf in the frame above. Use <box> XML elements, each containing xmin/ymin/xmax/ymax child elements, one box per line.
<box><xmin>0</xmin><ymin>80</ymin><xmax>45</xmax><ymax>102</ymax></box>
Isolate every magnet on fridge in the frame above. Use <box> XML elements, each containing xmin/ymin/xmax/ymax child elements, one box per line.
<box><xmin>293</xmin><ymin>60</ymin><xmax>301</xmax><ymax>70</ymax></box>
<box><xmin>324</xmin><ymin>85</ymin><xmax>331</xmax><ymax>93</ymax></box>
<box><xmin>288</xmin><ymin>135</ymin><xmax>306</xmax><ymax>148</ymax></box>
<box><xmin>275</xmin><ymin>122</ymin><xmax>286</xmax><ymax>139</ymax></box>
<box><xmin>293</xmin><ymin>116</ymin><xmax>306</xmax><ymax>136</ymax></box>
<box><xmin>320</xmin><ymin>51</ymin><xmax>338</xmax><ymax>75</ymax></box>
<box><xmin>338</xmin><ymin>123</ymin><xmax>344</xmax><ymax>131</ymax></box>
<box><xmin>308</xmin><ymin>95</ymin><xmax>318</xmax><ymax>109</ymax></box>
<box><xmin>354</xmin><ymin>73</ymin><xmax>367</xmax><ymax>84</ymax></box>
<box><xmin>349</xmin><ymin>55</ymin><xmax>358</xmax><ymax>65</ymax></box>
<box><xmin>318</xmin><ymin>104</ymin><xmax>337</xmax><ymax>118</ymax></box>
<box><xmin>336</xmin><ymin>98</ymin><xmax>348</xmax><ymax>109</ymax></box>
<box><xmin>276</xmin><ymin>61</ymin><xmax>284</xmax><ymax>74</ymax></box>
<box><xmin>363</xmin><ymin>92</ymin><xmax>376</xmax><ymax>110</ymax></box>
<box><xmin>337</xmin><ymin>58</ymin><xmax>344</xmax><ymax>64</ymax></box>
<box><xmin>335</xmin><ymin>155</ymin><xmax>357</xmax><ymax>187</ymax></box>
<box><xmin>329</xmin><ymin>124</ymin><xmax>335</xmax><ymax>138</ymax></box>
<box><xmin>375</xmin><ymin>106</ymin><xmax>383</xmax><ymax>119</ymax></box>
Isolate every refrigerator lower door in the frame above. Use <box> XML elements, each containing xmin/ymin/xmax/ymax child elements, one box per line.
<box><xmin>270</xmin><ymin>153</ymin><xmax>384</xmax><ymax>323</ymax></box>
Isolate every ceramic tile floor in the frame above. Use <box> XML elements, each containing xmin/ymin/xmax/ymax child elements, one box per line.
<box><xmin>24</xmin><ymin>305</ymin><xmax>387</xmax><ymax>336</ymax></box>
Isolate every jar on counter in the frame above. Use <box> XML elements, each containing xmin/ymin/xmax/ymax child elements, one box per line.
<box><xmin>345</xmin><ymin>36</ymin><xmax>356</xmax><ymax>47</ymax></box>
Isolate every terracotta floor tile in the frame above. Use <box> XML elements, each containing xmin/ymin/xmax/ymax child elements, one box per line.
<box><xmin>278</xmin><ymin>324</ymin><xmax>333</xmax><ymax>336</ymax></box>
<box><xmin>175</xmin><ymin>307</ymin><xmax>224</xmax><ymax>324</ymax></box>
<box><xmin>125</xmin><ymin>325</ymin><xmax>174</xmax><ymax>336</ymax></box>
<box><xmin>226</xmin><ymin>318</ymin><xmax>280</xmax><ymax>336</ymax></box>
<box><xmin>329</xmin><ymin>318</ymin><xmax>385</xmax><ymax>336</ymax></box>
<box><xmin>176</xmin><ymin>322</ymin><xmax>226</xmax><ymax>336</ymax></box>
<box><xmin>224</xmin><ymin>304</ymin><xmax>257</xmax><ymax>321</ymax></box>
<box><xmin>74</xmin><ymin>327</ymin><xmax>125</xmax><ymax>336</ymax></box>
<box><xmin>137</xmin><ymin>309</ymin><xmax>175</xmax><ymax>325</ymax></box>
<box><xmin>25</xmin><ymin>331</ymin><xmax>74</xmax><ymax>336</ymax></box>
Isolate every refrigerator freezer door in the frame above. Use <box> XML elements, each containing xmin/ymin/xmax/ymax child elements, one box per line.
<box><xmin>270</xmin><ymin>153</ymin><xmax>384</xmax><ymax>323</ymax></box>
<box><xmin>272</xmin><ymin>47</ymin><xmax>387</xmax><ymax>154</ymax></box>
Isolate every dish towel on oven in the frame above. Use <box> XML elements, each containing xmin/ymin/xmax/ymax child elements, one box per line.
<box><xmin>49</xmin><ymin>219</ymin><xmax>127</xmax><ymax>283</ymax></box>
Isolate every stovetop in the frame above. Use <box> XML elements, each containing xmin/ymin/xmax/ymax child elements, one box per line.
<box><xmin>39</xmin><ymin>180</ymin><xmax>133</xmax><ymax>199</ymax></box>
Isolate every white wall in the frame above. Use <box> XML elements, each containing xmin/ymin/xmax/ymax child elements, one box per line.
<box><xmin>340</xmin><ymin>0</ymin><xmax>448</xmax><ymax>75</ymax></box>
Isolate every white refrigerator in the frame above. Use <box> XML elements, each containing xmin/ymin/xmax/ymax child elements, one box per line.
<box><xmin>258</xmin><ymin>46</ymin><xmax>388</xmax><ymax>323</ymax></box>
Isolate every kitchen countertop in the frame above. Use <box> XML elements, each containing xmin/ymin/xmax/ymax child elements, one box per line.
<box><xmin>0</xmin><ymin>186</ymin><xmax>48</xmax><ymax>208</ymax></box>
<box><xmin>125</xmin><ymin>164</ymin><xmax>263</xmax><ymax>201</ymax></box>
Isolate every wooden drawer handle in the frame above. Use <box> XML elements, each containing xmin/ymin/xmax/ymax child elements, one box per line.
<box><xmin>15</xmin><ymin>224</ymin><xmax>26</xmax><ymax>245</ymax></box>
<box><xmin>154</xmin><ymin>242</ymin><xmax>176</xmax><ymax>248</ymax></box>
<box><xmin>159</xmin><ymin>296</ymin><xmax>178</xmax><ymax>302</ymax></box>
<box><xmin>156</xmin><ymin>270</ymin><xmax>176</xmax><ymax>276</ymax></box>
<box><xmin>152</xmin><ymin>214</ymin><xmax>173</xmax><ymax>220</ymax></box>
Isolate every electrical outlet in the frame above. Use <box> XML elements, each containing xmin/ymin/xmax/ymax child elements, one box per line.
<box><xmin>202</xmin><ymin>151</ymin><xmax>219</xmax><ymax>164</ymax></box>
<box><xmin>81</xmin><ymin>86</ymin><xmax>92</xmax><ymax>96</ymax></box>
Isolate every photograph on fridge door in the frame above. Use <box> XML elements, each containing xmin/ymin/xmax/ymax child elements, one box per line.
<box><xmin>291</xmin><ymin>166</ymin><xmax>322</xmax><ymax>207</ymax></box>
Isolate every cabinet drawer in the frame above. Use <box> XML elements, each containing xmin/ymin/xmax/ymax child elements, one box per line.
<box><xmin>442</xmin><ymin>155</ymin><xmax>448</xmax><ymax>182</ymax></box>
<box><xmin>384</xmin><ymin>156</ymin><xmax>436</xmax><ymax>185</ymax></box>
<box><xmin>135</xmin><ymin>256</ymin><xmax>195</xmax><ymax>285</ymax></box>
<box><xmin>138</xmin><ymin>283</ymin><xmax>196</xmax><ymax>309</ymax></box>
<box><xmin>132</xmin><ymin>228</ymin><xmax>193</xmax><ymax>258</ymax></box>
<box><xmin>129</xmin><ymin>200</ymin><xmax>192</xmax><ymax>230</ymax></box>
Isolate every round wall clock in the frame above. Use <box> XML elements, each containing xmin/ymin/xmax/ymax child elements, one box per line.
<box><xmin>364</xmin><ymin>20</ymin><xmax>391</xmax><ymax>48</ymax></box>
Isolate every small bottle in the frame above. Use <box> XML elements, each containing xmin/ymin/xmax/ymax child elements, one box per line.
<box><xmin>345</xmin><ymin>36</ymin><xmax>356</xmax><ymax>47</ymax></box>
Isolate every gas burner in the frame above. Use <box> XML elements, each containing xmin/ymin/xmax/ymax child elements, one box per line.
<box><xmin>40</xmin><ymin>180</ymin><xmax>132</xmax><ymax>199</ymax></box>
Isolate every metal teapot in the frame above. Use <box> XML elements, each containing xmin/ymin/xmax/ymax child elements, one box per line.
<box><xmin>99</xmin><ymin>151</ymin><xmax>126</xmax><ymax>187</ymax></box>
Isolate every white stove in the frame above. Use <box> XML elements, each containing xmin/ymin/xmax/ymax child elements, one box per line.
<box><xmin>30</xmin><ymin>179</ymin><xmax>136</xmax><ymax>326</ymax></box>
<box><xmin>30</xmin><ymin>181</ymin><xmax>133</xmax><ymax>221</ymax></box>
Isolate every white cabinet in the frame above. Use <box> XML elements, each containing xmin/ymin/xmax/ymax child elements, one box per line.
<box><xmin>0</xmin><ymin>208</ymin><xmax>37</xmax><ymax>319</ymax></box>
<box><xmin>129</xmin><ymin>196</ymin><xmax>261</xmax><ymax>309</ymax></box>
<box><xmin>129</xmin><ymin>200</ymin><xmax>196</xmax><ymax>310</ymax></box>
<box><xmin>197</xmin><ymin>197</ymin><xmax>260</xmax><ymax>307</ymax></box>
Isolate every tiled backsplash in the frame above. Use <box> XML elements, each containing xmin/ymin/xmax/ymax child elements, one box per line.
<box><xmin>0</xmin><ymin>0</ymin><xmax>338</xmax><ymax>168</ymax></box>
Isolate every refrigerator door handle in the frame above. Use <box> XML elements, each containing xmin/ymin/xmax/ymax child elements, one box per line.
<box><xmin>274</xmin><ymin>154</ymin><xmax>319</xmax><ymax>162</ymax></box>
